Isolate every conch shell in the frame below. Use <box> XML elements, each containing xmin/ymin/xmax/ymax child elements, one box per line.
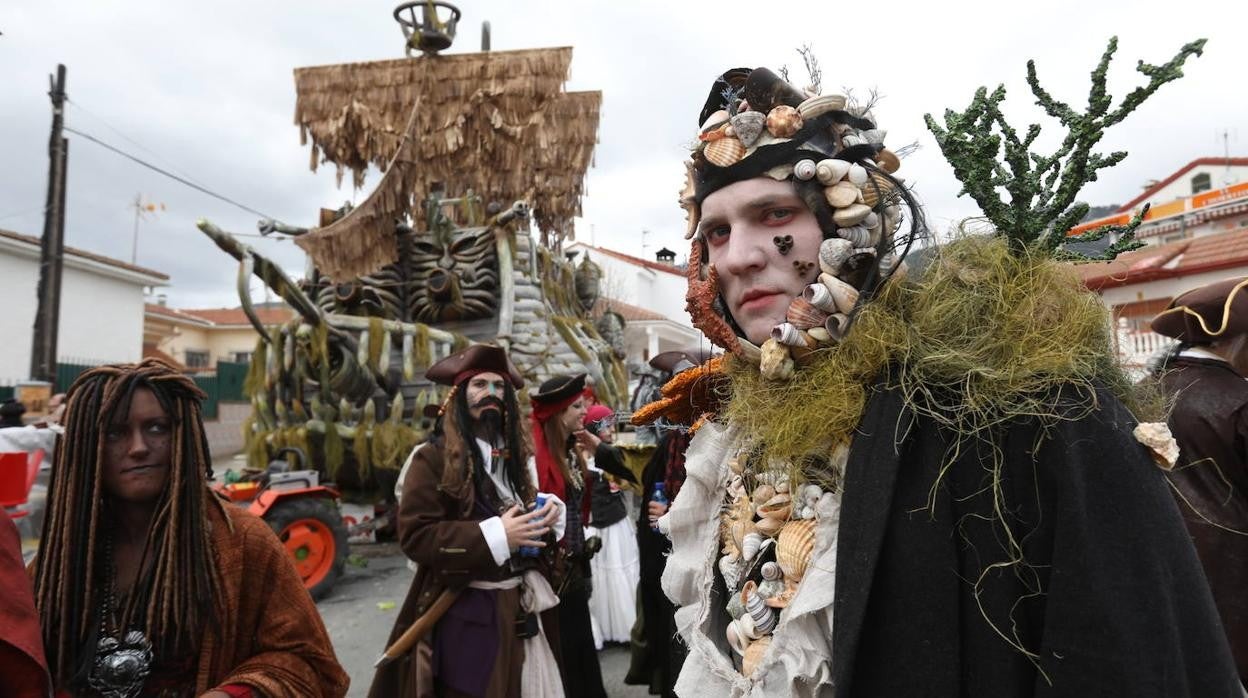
<box><xmin>776</xmin><ymin>518</ymin><xmax>817</xmax><ymax>582</ymax></box>
<box><xmin>815</xmin><ymin>158</ymin><xmax>851</xmax><ymax>185</ymax></box>
<box><xmin>818</xmin><ymin>237</ymin><xmax>854</xmax><ymax>277</ymax></box>
<box><xmin>816</xmin><ymin>274</ymin><xmax>860</xmax><ymax>314</ymax></box>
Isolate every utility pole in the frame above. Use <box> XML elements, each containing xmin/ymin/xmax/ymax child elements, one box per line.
<box><xmin>30</xmin><ymin>64</ymin><xmax>68</xmax><ymax>384</ymax></box>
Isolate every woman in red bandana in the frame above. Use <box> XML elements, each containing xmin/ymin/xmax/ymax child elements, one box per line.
<box><xmin>530</xmin><ymin>374</ymin><xmax>606</xmax><ymax>698</ymax></box>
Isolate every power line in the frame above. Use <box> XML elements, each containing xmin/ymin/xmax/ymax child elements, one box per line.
<box><xmin>62</xmin><ymin>125</ymin><xmax>281</xmax><ymax>222</ymax></box>
<box><xmin>0</xmin><ymin>204</ymin><xmax>49</xmax><ymax>223</ymax></box>
<box><xmin>66</xmin><ymin>99</ymin><xmax>210</xmax><ymax>190</ymax></box>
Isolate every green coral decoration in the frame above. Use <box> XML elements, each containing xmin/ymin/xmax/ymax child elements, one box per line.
<box><xmin>925</xmin><ymin>37</ymin><xmax>1205</xmax><ymax>259</ymax></box>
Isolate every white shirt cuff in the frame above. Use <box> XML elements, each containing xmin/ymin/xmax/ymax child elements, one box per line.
<box><xmin>539</xmin><ymin>492</ymin><xmax>568</xmax><ymax>542</ymax></box>
<box><xmin>478</xmin><ymin>516</ymin><xmax>511</xmax><ymax>566</ymax></box>
<box><xmin>657</xmin><ymin>512</ymin><xmax>672</xmax><ymax>537</ymax></box>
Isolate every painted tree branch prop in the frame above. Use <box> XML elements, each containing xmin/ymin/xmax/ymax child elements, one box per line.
<box><xmin>925</xmin><ymin>37</ymin><xmax>1205</xmax><ymax>258</ymax></box>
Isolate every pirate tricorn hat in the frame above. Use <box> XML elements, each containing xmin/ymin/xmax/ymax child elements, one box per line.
<box><xmin>530</xmin><ymin>374</ymin><xmax>586</xmax><ymax>405</ymax></box>
<box><xmin>425</xmin><ymin>344</ymin><xmax>524</xmax><ymax>388</ymax></box>
<box><xmin>1151</xmin><ymin>276</ymin><xmax>1248</xmax><ymax>343</ymax></box>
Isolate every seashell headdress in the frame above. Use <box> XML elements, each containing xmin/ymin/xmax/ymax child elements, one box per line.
<box><xmin>681</xmin><ymin>66</ymin><xmax>926</xmax><ymax>375</ymax></box>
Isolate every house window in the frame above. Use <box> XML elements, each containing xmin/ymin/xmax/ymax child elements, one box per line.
<box><xmin>232</xmin><ymin>351</ymin><xmax>253</xmax><ymax>364</ymax></box>
<box><xmin>185</xmin><ymin>350</ymin><xmax>211</xmax><ymax>369</ymax></box>
<box><xmin>1191</xmin><ymin>172</ymin><xmax>1212</xmax><ymax>195</ymax></box>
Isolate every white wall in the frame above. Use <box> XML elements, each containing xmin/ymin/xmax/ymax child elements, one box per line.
<box><xmin>1144</xmin><ymin>164</ymin><xmax>1247</xmax><ymax>205</ymax></box>
<box><xmin>1</xmin><ymin>237</ymin><xmax>164</xmax><ymax>383</ymax></box>
<box><xmin>571</xmin><ymin>245</ymin><xmax>693</xmax><ymax>328</ymax></box>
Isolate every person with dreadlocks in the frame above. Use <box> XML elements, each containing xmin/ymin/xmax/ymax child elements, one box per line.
<box><xmin>636</xmin><ymin>61</ymin><xmax>1241</xmax><ymax>697</ymax></box>
<box><xmin>31</xmin><ymin>358</ymin><xmax>347</xmax><ymax>697</ymax></box>
<box><xmin>369</xmin><ymin>345</ymin><xmax>566</xmax><ymax>698</ymax></box>
<box><xmin>530</xmin><ymin>374</ymin><xmax>607</xmax><ymax>698</ymax></box>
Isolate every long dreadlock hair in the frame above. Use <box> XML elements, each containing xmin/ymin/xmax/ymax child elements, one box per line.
<box><xmin>437</xmin><ymin>380</ymin><xmax>532</xmax><ymax>502</ymax></box>
<box><xmin>33</xmin><ymin>358</ymin><xmax>224</xmax><ymax>689</ymax></box>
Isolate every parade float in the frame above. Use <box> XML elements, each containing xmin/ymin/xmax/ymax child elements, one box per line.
<box><xmin>199</xmin><ymin>2</ymin><xmax>627</xmax><ymax>596</ymax></box>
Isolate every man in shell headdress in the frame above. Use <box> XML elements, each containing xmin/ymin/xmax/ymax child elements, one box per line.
<box><xmin>1151</xmin><ymin>277</ymin><xmax>1248</xmax><ymax>684</ymax></box>
<box><xmin>642</xmin><ymin>54</ymin><xmax>1242</xmax><ymax>697</ymax></box>
<box><xmin>369</xmin><ymin>345</ymin><xmax>566</xmax><ymax>698</ymax></box>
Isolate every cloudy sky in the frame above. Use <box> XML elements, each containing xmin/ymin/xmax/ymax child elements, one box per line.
<box><xmin>2</xmin><ymin>0</ymin><xmax>1244</xmax><ymax>309</ymax></box>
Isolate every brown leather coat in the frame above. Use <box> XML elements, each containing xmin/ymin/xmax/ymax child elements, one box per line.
<box><xmin>1163</xmin><ymin>355</ymin><xmax>1248</xmax><ymax>683</ymax></box>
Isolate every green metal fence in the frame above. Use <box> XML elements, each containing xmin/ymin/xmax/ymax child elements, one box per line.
<box><xmin>0</xmin><ymin>385</ymin><xmax>13</xmax><ymax>402</ymax></box>
<box><xmin>217</xmin><ymin>361</ymin><xmax>249</xmax><ymax>402</ymax></box>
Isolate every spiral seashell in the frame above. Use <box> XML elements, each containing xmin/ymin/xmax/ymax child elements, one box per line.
<box><xmin>758</xmin><ymin>493</ymin><xmax>793</xmax><ymax>521</ymax></box>
<box><xmin>824</xmin><ymin>313</ymin><xmax>850</xmax><ymax>340</ymax></box>
<box><xmin>847</xmin><ymin>163</ymin><xmax>869</xmax><ymax>185</ymax></box>
<box><xmin>802</xmin><ymin>483</ymin><xmax>823</xmax><ymax>505</ymax></box>
<box><xmin>738</xmin><ymin>612</ymin><xmax>760</xmax><ymax>640</ymax></box>
<box><xmin>765</xmin><ymin>105</ymin><xmax>803</xmax><ymax>138</ymax></box>
<box><xmin>817</xmin><ymin>273</ymin><xmax>860</xmax><ymax>314</ymax></box>
<box><xmin>730</xmin><ymin>110</ymin><xmax>767</xmax><ymax>147</ymax></box>
<box><xmin>831</xmin><ymin>225</ymin><xmax>867</xmax><ymax>247</ymax></box>
<box><xmin>878</xmin><ymin>253</ymin><xmax>901</xmax><ymax>277</ymax></box>
<box><xmin>771</xmin><ymin>322</ymin><xmax>812</xmax><ymax>348</ymax></box>
<box><xmin>824</xmin><ymin>180</ymin><xmax>859</xmax><ymax>209</ymax></box>
<box><xmin>727</xmin><ymin>619</ymin><xmax>750</xmax><ymax>656</ymax></box>
<box><xmin>860</xmin><ymin>172</ymin><xmax>896</xmax><ymax>207</ymax></box>
<box><xmin>792</xmin><ymin>158</ymin><xmax>817</xmax><ymax>181</ymax></box>
<box><xmin>875</xmin><ymin>148</ymin><xmax>901</xmax><ymax>173</ymax></box>
<box><xmin>817</xmin><ymin>237</ymin><xmax>854</xmax><ymax>277</ymax></box>
<box><xmin>704</xmin><ymin>136</ymin><xmax>746</xmax><ymax>168</ymax></box>
<box><xmin>761</xmin><ymin>561</ymin><xmax>783</xmax><ymax>581</ymax></box>
<box><xmin>777</xmin><ymin>519</ymin><xmax>817</xmax><ymax>582</ymax></box>
<box><xmin>797</xmin><ymin>94</ymin><xmax>847</xmax><ymax>120</ymax></box>
<box><xmin>833</xmin><ymin>203</ymin><xmax>872</xmax><ymax>227</ymax></box>
<box><xmin>815</xmin><ymin>158</ymin><xmax>851</xmax><ymax>185</ymax></box>
<box><xmin>785</xmin><ymin>297</ymin><xmax>830</xmax><ymax>330</ymax></box>
<box><xmin>741</xmin><ymin>636</ymin><xmax>773</xmax><ymax>677</ymax></box>
<box><xmin>752</xmin><ymin>484</ymin><xmax>776</xmax><ymax>507</ymax></box>
<box><xmin>741</xmin><ymin>531</ymin><xmax>764</xmax><ymax>562</ymax></box>
<box><xmin>797</xmin><ymin>505</ymin><xmax>815</xmax><ymax>520</ymax></box>
<box><xmin>742</xmin><ymin>581</ymin><xmax>778</xmax><ymax>635</ymax></box>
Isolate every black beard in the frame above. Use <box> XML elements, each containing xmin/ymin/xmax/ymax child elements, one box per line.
<box><xmin>474</xmin><ymin>408</ymin><xmax>504</xmax><ymax>438</ymax></box>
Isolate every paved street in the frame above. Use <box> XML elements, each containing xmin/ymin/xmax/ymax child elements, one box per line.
<box><xmin>319</xmin><ymin>541</ymin><xmax>652</xmax><ymax>697</ymax></box>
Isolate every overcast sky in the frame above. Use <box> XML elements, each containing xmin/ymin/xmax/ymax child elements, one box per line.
<box><xmin>3</xmin><ymin>1</ymin><xmax>1244</xmax><ymax>308</ymax></box>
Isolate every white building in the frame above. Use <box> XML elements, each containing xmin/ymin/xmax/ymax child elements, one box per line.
<box><xmin>566</xmin><ymin>243</ymin><xmax>705</xmax><ymax>362</ymax></box>
<box><xmin>0</xmin><ymin>228</ymin><xmax>168</xmax><ymax>384</ymax></box>
<box><xmin>1071</xmin><ymin>157</ymin><xmax>1248</xmax><ymax>372</ymax></box>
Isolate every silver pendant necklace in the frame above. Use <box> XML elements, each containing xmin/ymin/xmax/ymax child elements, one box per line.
<box><xmin>89</xmin><ymin>536</ymin><xmax>153</xmax><ymax>698</ymax></box>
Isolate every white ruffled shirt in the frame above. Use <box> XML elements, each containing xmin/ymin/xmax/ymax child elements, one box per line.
<box><xmin>474</xmin><ymin>438</ymin><xmax>566</xmax><ymax>566</ymax></box>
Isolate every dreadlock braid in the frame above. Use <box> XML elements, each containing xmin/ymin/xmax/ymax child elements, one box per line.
<box><xmin>33</xmin><ymin>358</ymin><xmax>224</xmax><ymax>689</ymax></box>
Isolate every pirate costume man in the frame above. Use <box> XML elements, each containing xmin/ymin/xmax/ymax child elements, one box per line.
<box><xmin>637</xmin><ymin>64</ymin><xmax>1241</xmax><ymax>697</ymax></box>
<box><xmin>1152</xmin><ymin>276</ymin><xmax>1248</xmax><ymax>685</ymax></box>
<box><xmin>530</xmin><ymin>374</ymin><xmax>608</xmax><ymax>698</ymax></box>
<box><xmin>369</xmin><ymin>345</ymin><xmax>566</xmax><ymax>698</ymax></box>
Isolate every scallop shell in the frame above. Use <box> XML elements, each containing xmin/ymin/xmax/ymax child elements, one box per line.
<box><xmin>765</xmin><ymin>105</ymin><xmax>803</xmax><ymax>138</ymax></box>
<box><xmin>815</xmin><ymin>158</ymin><xmax>851</xmax><ymax>185</ymax></box>
<box><xmin>796</xmin><ymin>94</ymin><xmax>847</xmax><ymax>120</ymax></box>
<box><xmin>741</xmin><ymin>636</ymin><xmax>773</xmax><ymax>678</ymax></box>
<box><xmin>727</xmin><ymin>619</ymin><xmax>750</xmax><ymax>656</ymax></box>
<box><xmin>758</xmin><ymin>493</ymin><xmax>792</xmax><ymax>521</ymax></box>
<box><xmin>777</xmin><ymin>518</ymin><xmax>817</xmax><ymax>582</ymax></box>
<box><xmin>860</xmin><ymin>172</ymin><xmax>896</xmax><ymax>207</ymax></box>
<box><xmin>752</xmin><ymin>484</ymin><xmax>777</xmax><ymax>507</ymax></box>
<box><xmin>833</xmin><ymin>203</ymin><xmax>872</xmax><ymax>227</ymax></box>
<box><xmin>730</xmin><ymin>110</ymin><xmax>767</xmax><ymax>148</ymax></box>
<box><xmin>847</xmin><ymin>163</ymin><xmax>869</xmax><ymax>185</ymax></box>
<box><xmin>875</xmin><ymin>148</ymin><xmax>901</xmax><ymax>173</ymax></box>
<box><xmin>741</xmin><ymin>581</ymin><xmax>778</xmax><ymax>635</ymax></box>
<box><xmin>817</xmin><ymin>274</ymin><xmax>860</xmax><ymax>314</ymax></box>
<box><xmin>761</xmin><ymin>561</ymin><xmax>783</xmax><ymax>581</ymax></box>
<box><xmin>741</xmin><ymin>531</ymin><xmax>763</xmax><ymax>562</ymax></box>
<box><xmin>818</xmin><ymin>237</ymin><xmax>854</xmax><ymax>277</ymax></box>
<box><xmin>704</xmin><ymin>136</ymin><xmax>746</xmax><ymax>168</ymax></box>
<box><xmin>824</xmin><ymin>181</ymin><xmax>859</xmax><ymax>209</ymax></box>
<box><xmin>785</xmin><ymin>296</ymin><xmax>830</xmax><ymax>330</ymax></box>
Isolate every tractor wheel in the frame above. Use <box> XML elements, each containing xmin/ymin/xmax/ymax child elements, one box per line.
<box><xmin>265</xmin><ymin>498</ymin><xmax>349</xmax><ymax>600</ymax></box>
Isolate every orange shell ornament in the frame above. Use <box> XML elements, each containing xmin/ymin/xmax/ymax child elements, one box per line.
<box><xmin>741</xmin><ymin>636</ymin><xmax>773</xmax><ymax>677</ymax></box>
<box><xmin>776</xmin><ymin>518</ymin><xmax>816</xmax><ymax>582</ymax></box>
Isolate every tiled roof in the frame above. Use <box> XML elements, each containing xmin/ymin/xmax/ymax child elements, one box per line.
<box><xmin>145</xmin><ymin>303</ymin><xmax>213</xmax><ymax>326</ymax></box>
<box><xmin>0</xmin><ymin>228</ymin><xmax>169</xmax><ymax>280</ymax></box>
<box><xmin>1077</xmin><ymin>227</ymin><xmax>1248</xmax><ymax>290</ymax></box>
<box><xmin>180</xmin><ymin>306</ymin><xmax>295</xmax><ymax>326</ymax></box>
<box><xmin>592</xmin><ymin>297</ymin><xmax>669</xmax><ymax>322</ymax></box>
<box><xmin>577</xmin><ymin>245</ymin><xmax>686</xmax><ymax>277</ymax></box>
<box><xmin>1118</xmin><ymin>157</ymin><xmax>1248</xmax><ymax>212</ymax></box>
<box><xmin>141</xmin><ymin>343</ymin><xmax>185</xmax><ymax>370</ymax></box>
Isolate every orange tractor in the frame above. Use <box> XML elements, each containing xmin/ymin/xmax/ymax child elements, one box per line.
<box><xmin>214</xmin><ymin>448</ymin><xmax>350</xmax><ymax>599</ymax></box>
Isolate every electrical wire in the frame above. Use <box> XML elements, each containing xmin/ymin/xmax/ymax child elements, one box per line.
<box><xmin>62</xmin><ymin>125</ymin><xmax>282</xmax><ymax>223</ymax></box>
<box><xmin>65</xmin><ymin>100</ymin><xmax>211</xmax><ymax>190</ymax></box>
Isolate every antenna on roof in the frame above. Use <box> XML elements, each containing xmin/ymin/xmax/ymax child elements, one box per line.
<box><xmin>393</xmin><ymin>1</ymin><xmax>461</xmax><ymax>57</ymax></box>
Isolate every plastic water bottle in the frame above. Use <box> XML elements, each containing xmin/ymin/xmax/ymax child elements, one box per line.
<box><xmin>650</xmin><ymin>483</ymin><xmax>668</xmax><ymax>532</ymax></box>
<box><xmin>519</xmin><ymin>494</ymin><xmax>547</xmax><ymax>557</ymax></box>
